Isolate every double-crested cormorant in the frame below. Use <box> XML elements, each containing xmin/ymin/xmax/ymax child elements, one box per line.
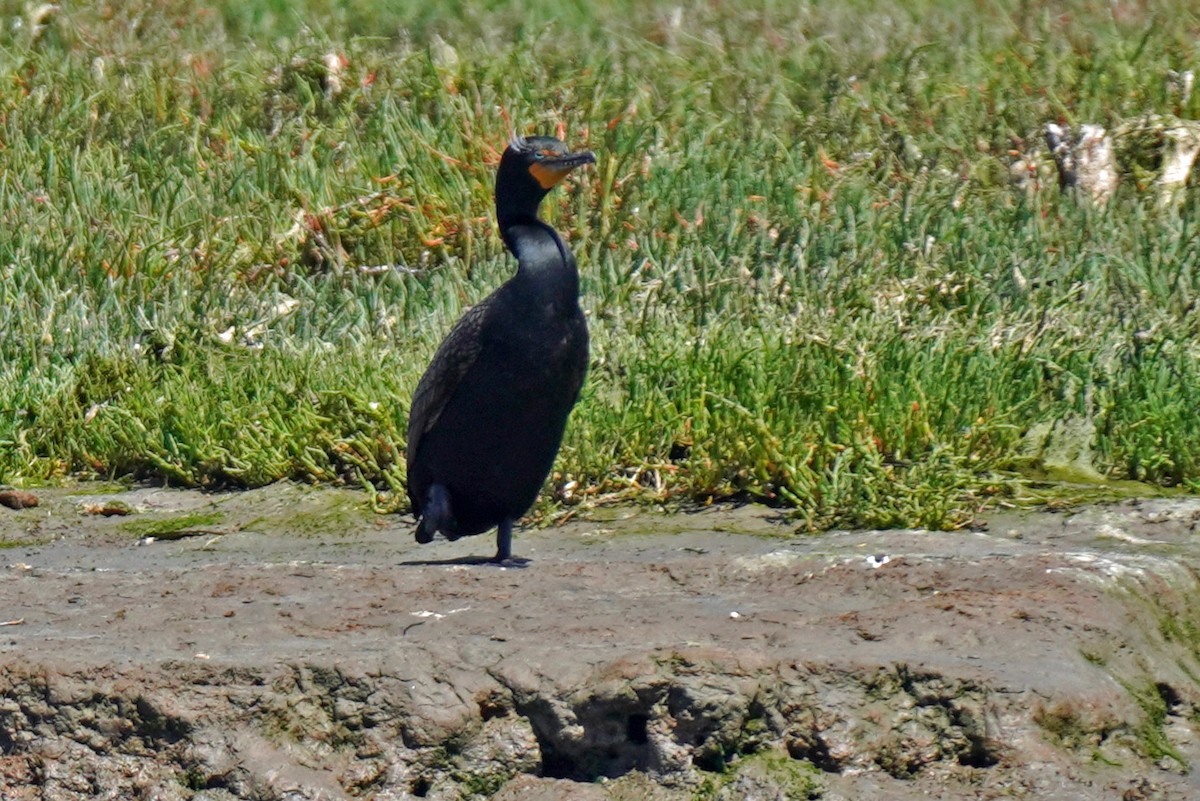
<box><xmin>406</xmin><ymin>135</ymin><xmax>595</xmax><ymax>562</ymax></box>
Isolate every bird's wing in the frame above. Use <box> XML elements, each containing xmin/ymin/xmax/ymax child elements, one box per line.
<box><xmin>405</xmin><ymin>298</ymin><xmax>493</xmax><ymax>461</ymax></box>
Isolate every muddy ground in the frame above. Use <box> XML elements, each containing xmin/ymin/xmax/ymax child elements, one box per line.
<box><xmin>2</xmin><ymin>483</ymin><xmax>1200</xmax><ymax>800</ymax></box>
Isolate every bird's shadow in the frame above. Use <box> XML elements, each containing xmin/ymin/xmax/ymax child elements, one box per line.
<box><xmin>397</xmin><ymin>555</ymin><xmax>531</xmax><ymax>569</ymax></box>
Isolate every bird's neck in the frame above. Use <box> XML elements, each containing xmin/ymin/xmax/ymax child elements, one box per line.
<box><xmin>497</xmin><ymin>210</ymin><xmax>539</xmax><ymax>253</ymax></box>
<box><xmin>500</xmin><ymin>217</ymin><xmax>580</xmax><ymax>306</ymax></box>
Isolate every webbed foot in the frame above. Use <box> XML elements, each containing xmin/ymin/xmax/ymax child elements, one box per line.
<box><xmin>492</xmin><ymin>517</ymin><xmax>519</xmax><ymax>563</ymax></box>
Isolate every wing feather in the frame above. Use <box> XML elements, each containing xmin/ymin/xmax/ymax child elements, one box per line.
<box><xmin>405</xmin><ymin>298</ymin><xmax>493</xmax><ymax>466</ymax></box>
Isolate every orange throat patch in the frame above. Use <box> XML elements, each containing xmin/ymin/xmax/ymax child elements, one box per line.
<box><xmin>529</xmin><ymin>162</ymin><xmax>572</xmax><ymax>189</ymax></box>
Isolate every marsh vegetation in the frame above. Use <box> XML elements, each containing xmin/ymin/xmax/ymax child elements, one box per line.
<box><xmin>1</xmin><ymin>0</ymin><xmax>1199</xmax><ymax>529</ymax></box>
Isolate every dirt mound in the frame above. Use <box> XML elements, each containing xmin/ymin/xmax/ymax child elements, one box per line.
<box><xmin>2</xmin><ymin>484</ymin><xmax>1200</xmax><ymax>799</ymax></box>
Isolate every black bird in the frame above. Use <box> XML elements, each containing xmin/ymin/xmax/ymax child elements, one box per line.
<box><xmin>406</xmin><ymin>135</ymin><xmax>595</xmax><ymax>562</ymax></box>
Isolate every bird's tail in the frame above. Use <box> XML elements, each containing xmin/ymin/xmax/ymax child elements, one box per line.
<box><xmin>415</xmin><ymin>483</ymin><xmax>455</xmax><ymax>544</ymax></box>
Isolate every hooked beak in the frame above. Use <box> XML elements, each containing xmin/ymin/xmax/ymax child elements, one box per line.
<box><xmin>529</xmin><ymin>150</ymin><xmax>596</xmax><ymax>189</ymax></box>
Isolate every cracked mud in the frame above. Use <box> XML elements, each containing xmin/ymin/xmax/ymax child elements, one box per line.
<box><xmin>2</xmin><ymin>483</ymin><xmax>1200</xmax><ymax>800</ymax></box>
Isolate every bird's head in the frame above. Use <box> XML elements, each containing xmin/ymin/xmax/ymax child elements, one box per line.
<box><xmin>496</xmin><ymin>134</ymin><xmax>594</xmax><ymax>222</ymax></box>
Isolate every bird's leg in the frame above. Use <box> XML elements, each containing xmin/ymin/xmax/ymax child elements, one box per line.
<box><xmin>492</xmin><ymin>517</ymin><xmax>514</xmax><ymax>562</ymax></box>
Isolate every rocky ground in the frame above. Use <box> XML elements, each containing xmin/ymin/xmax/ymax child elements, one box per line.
<box><xmin>2</xmin><ymin>483</ymin><xmax>1200</xmax><ymax>800</ymax></box>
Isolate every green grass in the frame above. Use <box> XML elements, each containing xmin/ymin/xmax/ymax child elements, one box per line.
<box><xmin>2</xmin><ymin>0</ymin><xmax>1200</xmax><ymax>529</ymax></box>
<box><xmin>118</xmin><ymin>511</ymin><xmax>225</xmax><ymax>538</ymax></box>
